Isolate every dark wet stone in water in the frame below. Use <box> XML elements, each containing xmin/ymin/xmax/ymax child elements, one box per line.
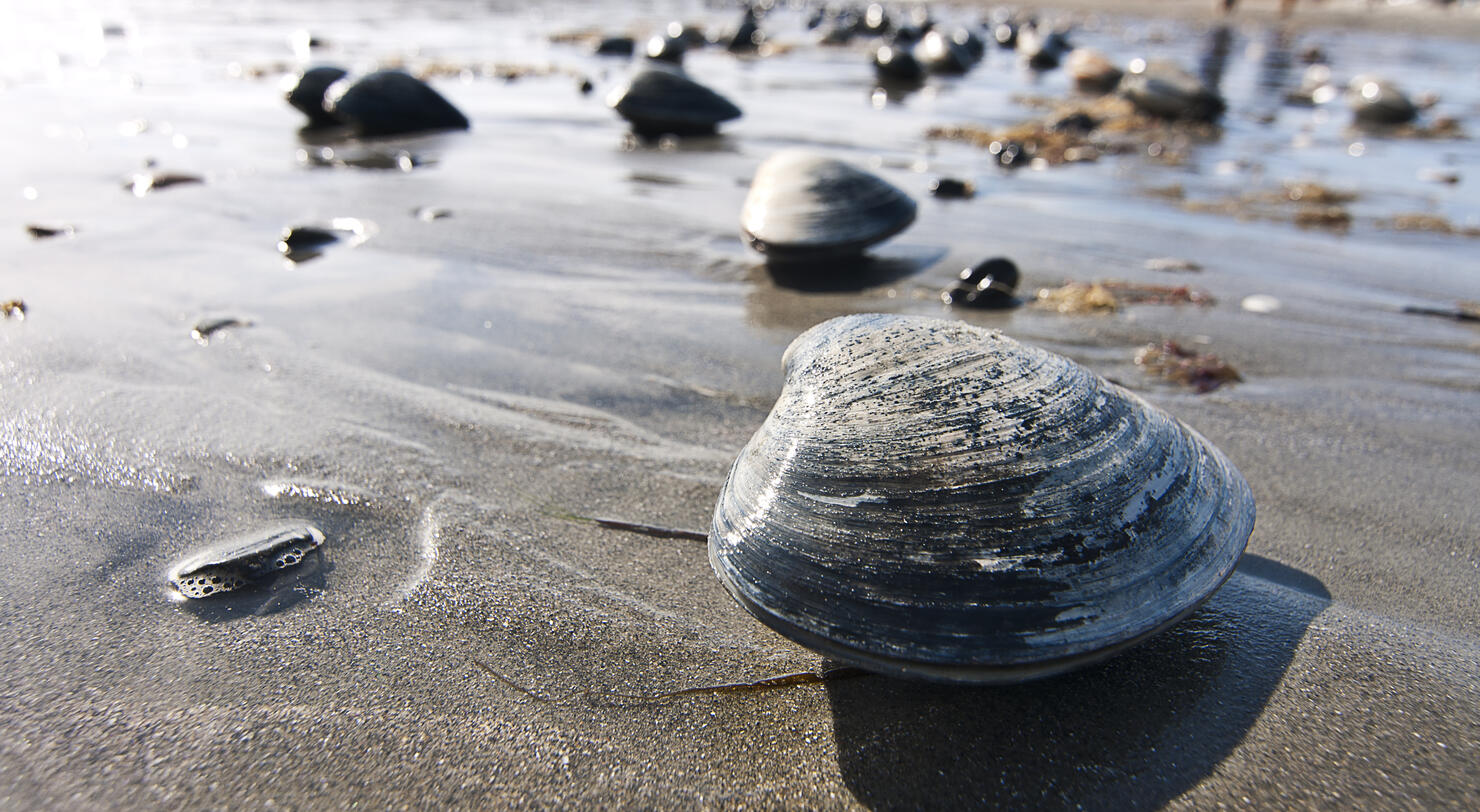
<box><xmin>1121</xmin><ymin>62</ymin><xmax>1226</xmax><ymax>122</ymax></box>
<box><xmin>990</xmin><ymin>140</ymin><xmax>1027</xmax><ymax>168</ymax></box>
<box><xmin>929</xmin><ymin>178</ymin><xmax>975</xmax><ymax>199</ymax></box>
<box><xmin>285</xmin><ymin>65</ymin><xmax>349</xmax><ymax>128</ymax></box>
<box><xmin>192</xmin><ymin>316</ymin><xmax>253</xmax><ymax>345</ymax></box>
<box><xmin>26</xmin><ymin>223</ymin><xmax>76</xmax><ymax>239</ymax></box>
<box><xmin>168</xmin><ymin>525</ymin><xmax>325</xmax><ymax>599</ymax></box>
<box><xmin>124</xmin><ymin>171</ymin><xmax>203</xmax><ymax>196</ymax></box>
<box><xmin>646</xmin><ymin>33</ymin><xmax>686</xmax><ymax>64</ymax></box>
<box><xmin>873</xmin><ymin>45</ymin><xmax>924</xmax><ymax>84</ymax></box>
<box><xmin>915</xmin><ymin>30</ymin><xmax>974</xmax><ymax>75</ymax></box>
<box><xmin>1051</xmin><ymin>112</ymin><xmax>1099</xmax><ymax>134</ymax></box>
<box><xmin>325</xmin><ymin>70</ymin><xmax>470</xmax><ymax>138</ymax></box>
<box><xmin>725</xmin><ymin>9</ymin><xmax>762</xmax><ymax>53</ymax></box>
<box><xmin>942</xmin><ymin>257</ymin><xmax>1021</xmax><ymax>309</ymax></box>
<box><xmin>594</xmin><ymin>36</ymin><xmax>635</xmax><ymax>57</ymax></box>
<box><xmin>279</xmin><ymin>226</ymin><xmax>341</xmax><ymax>260</ymax></box>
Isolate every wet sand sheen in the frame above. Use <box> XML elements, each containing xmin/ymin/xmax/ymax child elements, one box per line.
<box><xmin>1</xmin><ymin>0</ymin><xmax>1478</xmax><ymax>807</ymax></box>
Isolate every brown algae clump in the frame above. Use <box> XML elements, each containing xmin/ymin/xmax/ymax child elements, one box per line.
<box><xmin>1035</xmin><ymin>281</ymin><xmax>1212</xmax><ymax>314</ymax></box>
<box><xmin>1036</xmin><ymin>282</ymin><xmax>1119</xmax><ymax>313</ymax></box>
<box><xmin>1376</xmin><ymin>213</ymin><xmax>1480</xmax><ymax>237</ymax></box>
<box><xmin>1135</xmin><ymin>341</ymin><xmax>1242</xmax><ymax>394</ymax></box>
<box><xmin>928</xmin><ymin>94</ymin><xmax>1219</xmax><ymax>169</ymax></box>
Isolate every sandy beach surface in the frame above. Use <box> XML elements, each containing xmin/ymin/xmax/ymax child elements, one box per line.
<box><xmin>2</xmin><ymin>0</ymin><xmax>1477</xmax><ymax>807</ymax></box>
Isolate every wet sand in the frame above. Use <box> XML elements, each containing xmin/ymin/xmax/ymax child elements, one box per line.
<box><xmin>2</xmin><ymin>0</ymin><xmax>1478</xmax><ymax>808</ymax></box>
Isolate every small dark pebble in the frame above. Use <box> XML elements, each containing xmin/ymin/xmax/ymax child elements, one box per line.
<box><xmin>929</xmin><ymin>178</ymin><xmax>976</xmax><ymax>199</ymax></box>
<box><xmin>192</xmin><ymin>317</ymin><xmax>252</xmax><ymax>345</ymax></box>
<box><xmin>990</xmin><ymin>140</ymin><xmax>1027</xmax><ymax>168</ymax></box>
<box><xmin>874</xmin><ymin>44</ymin><xmax>925</xmax><ymax>84</ymax></box>
<box><xmin>1051</xmin><ymin>112</ymin><xmax>1099</xmax><ymax>134</ymax></box>
<box><xmin>26</xmin><ymin>224</ymin><xmax>76</xmax><ymax>239</ymax></box>
<box><xmin>578</xmin><ymin>77</ymin><xmax>594</xmax><ymax>95</ymax></box>
<box><xmin>1402</xmin><ymin>304</ymin><xmax>1480</xmax><ymax>323</ymax></box>
<box><xmin>278</xmin><ymin>226</ymin><xmax>342</xmax><ymax>262</ymax></box>
<box><xmin>2</xmin><ymin>299</ymin><xmax>27</xmax><ymax>320</ymax></box>
<box><xmin>942</xmin><ymin>257</ymin><xmax>1021</xmax><ymax>309</ymax></box>
<box><xmin>124</xmin><ymin>171</ymin><xmax>204</xmax><ymax>196</ymax></box>
<box><xmin>646</xmin><ymin>34</ymin><xmax>686</xmax><ymax>64</ymax></box>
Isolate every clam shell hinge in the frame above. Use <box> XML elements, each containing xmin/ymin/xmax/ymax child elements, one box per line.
<box><xmin>708</xmin><ymin>314</ymin><xmax>1254</xmax><ymax>683</ymax></box>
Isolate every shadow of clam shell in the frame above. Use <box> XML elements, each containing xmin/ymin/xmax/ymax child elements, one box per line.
<box><xmin>828</xmin><ymin>557</ymin><xmax>1328</xmax><ymax>810</ymax></box>
<box><xmin>742</xmin><ymin>247</ymin><xmax>947</xmax><ymax>330</ymax></box>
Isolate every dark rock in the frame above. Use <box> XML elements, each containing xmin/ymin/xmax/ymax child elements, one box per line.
<box><xmin>942</xmin><ymin>257</ymin><xmax>1021</xmax><ymax>308</ymax></box>
<box><xmin>929</xmin><ymin>178</ymin><xmax>976</xmax><ymax>199</ymax></box>
<box><xmin>873</xmin><ymin>44</ymin><xmax>925</xmax><ymax>84</ymax></box>
<box><xmin>646</xmin><ymin>33</ymin><xmax>686</xmax><ymax>64</ymax></box>
<box><xmin>594</xmin><ymin>36</ymin><xmax>636</xmax><ymax>56</ymax></box>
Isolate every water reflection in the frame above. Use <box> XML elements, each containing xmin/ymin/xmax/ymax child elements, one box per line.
<box><xmin>1198</xmin><ymin>25</ymin><xmax>1234</xmax><ymax>94</ymax></box>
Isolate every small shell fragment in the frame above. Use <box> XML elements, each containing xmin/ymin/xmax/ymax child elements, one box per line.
<box><xmin>168</xmin><ymin>525</ymin><xmax>325</xmax><ymax>599</ymax></box>
<box><xmin>1241</xmin><ymin>294</ymin><xmax>1281</xmax><ymax>314</ymax></box>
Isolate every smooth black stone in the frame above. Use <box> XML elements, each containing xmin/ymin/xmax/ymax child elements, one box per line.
<box><xmin>286</xmin><ymin>66</ymin><xmax>349</xmax><ymax>127</ymax></box>
<box><xmin>594</xmin><ymin>36</ymin><xmax>635</xmax><ymax>56</ymax></box>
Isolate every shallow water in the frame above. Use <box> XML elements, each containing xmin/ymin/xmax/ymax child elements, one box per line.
<box><xmin>2</xmin><ymin>0</ymin><xmax>1478</xmax><ymax>807</ymax></box>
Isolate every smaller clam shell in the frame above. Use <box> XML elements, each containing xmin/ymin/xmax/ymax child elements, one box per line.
<box><xmin>169</xmin><ymin>525</ymin><xmax>325</xmax><ymax>599</ymax></box>
<box><xmin>606</xmin><ymin>69</ymin><xmax>742</xmax><ymax>137</ymax></box>
<box><xmin>1121</xmin><ymin>61</ymin><xmax>1225</xmax><ymax>122</ymax></box>
<box><xmin>593</xmin><ymin>36</ymin><xmax>636</xmax><ymax>57</ymax></box>
<box><xmin>740</xmin><ymin>150</ymin><xmax>917</xmax><ymax>259</ymax></box>
<box><xmin>325</xmin><ymin>70</ymin><xmax>470</xmax><ymax>138</ymax></box>
<box><xmin>1347</xmin><ymin>75</ymin><xmax>1417</xmax><ymax>126</ymax></box>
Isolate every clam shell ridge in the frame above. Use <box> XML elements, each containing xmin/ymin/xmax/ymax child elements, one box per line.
<box><xmin>708</xmin><ymin>314</ymin><xmax>1254</xmax><ymax>683</ymax></box>
<box><xmin>740</xmin><ymin>150</ymin><xmax>917</xmax><ymax>258</ymax></box>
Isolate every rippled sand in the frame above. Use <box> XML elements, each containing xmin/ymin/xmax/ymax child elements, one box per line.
<box><xmin>2</xmin><ymin>0</ymin><xmax>1477</xmax><ymax>807</ymax></box>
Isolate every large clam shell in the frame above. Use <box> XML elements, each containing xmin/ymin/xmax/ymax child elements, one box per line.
<box><xmin>740</xmin><ymin>150</ymin><xmax>917</xmax><ymax>259</ymax></box>
<box><xmin>709</xmin><ymin>314</ymin><xmax>1254</xmax><ymax>683</ymax></box>
<box><xmin>606</xmin><ymin>68</ymin><xmax>742</xmax><ymax>137</ymax></box>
